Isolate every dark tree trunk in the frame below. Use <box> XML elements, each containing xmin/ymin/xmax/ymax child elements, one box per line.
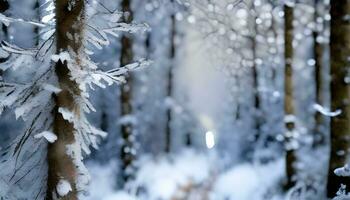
<box><xmin>47</xmin><ymin>0</ymin><xmax>85</xmax><ymax>199</ymax></box>
<box><xmin>326</xmin><ymin>0</ymin><xmax>350</xmax><ymax>197</ymax></box>
<box><xmin>0</xmin><ymin>0</ymin><xmax>8</xmax><ymax>39</ymax></box>
<box><xmin>251</xmin><ymin>1</ymin><xmax>261</xmax><ymax>151</ymax></box>
<box><xmin>33</xmin><ymin>0</ymin><xmax>40</xmax><ymax>46</ymax></box>
<box><xmin>312</xmin><ymin>0</ymin><xmax>325</xmax><ymax>147</ymax></box>
<box><xmin>0</xmin><ymin>0</ymin><xmax>9</xmax><ymax>67</ymax></box>
<box><xmin>283</xmin><ymin>3</ymin><xmax>297</xmax><ymax>190</ymax></box>
<box><xmin>165</xmin><ymin>2</ymin><xmax>176</xmax><ymax>153</ymax></box>
<box><xmin>119</xmin><ymin>0</ymin><xmax>135</xmax><ymax>186</ymax></box>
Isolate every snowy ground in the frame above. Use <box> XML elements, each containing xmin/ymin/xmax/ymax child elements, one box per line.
<box><xmin>83</xmin><ymin>149</ymin><xmax>285</xmax><ymax>200</ymax></box>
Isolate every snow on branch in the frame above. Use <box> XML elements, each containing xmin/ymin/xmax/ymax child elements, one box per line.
<box><xmin>335</xmin><ymin>164</ymin><xmax>350</xmax><ymax>177</ymax></box>
<box><xmin>313</xmin><ymin>104</ymin><xmax>342</xmax><ymax>117</ymax></box>
<box><xmin>0</xmin><ymin>13</ymin><xmax>48</xmax><ymax>28</ymax></box>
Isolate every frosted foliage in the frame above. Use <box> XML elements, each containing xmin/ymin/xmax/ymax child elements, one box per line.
<box><xmin>0</xmin><ymin>0</ymin><xmax>149</xmax><ymax>198</ymax></box>
<box><xmin>333</xmin><ymin>185</ymin><xmax>350</xmax><ymax>200</ymax></box>
<box><xmin>335</xmin><ymin>165</ymin><xmax>350</xmax><ymax>177</ymax></box>
<box><xmin>313</xmin><ymin>104</ymin><xmax>342</xmax><ymax>117</ymax></box>
<box><xmin>34</xmin><ymin>131</ymin><xmax>58</xmax><ymax>143</ymax></box>
<box><xmin>56</xmin><ymin>179</ymin><xmax>72</xmax><ymax>197</ymax></box>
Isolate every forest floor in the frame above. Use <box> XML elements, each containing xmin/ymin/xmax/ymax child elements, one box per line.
<box><xmin>83</xmin><ymin>149</ymin><xmax>287</xmax><ymax>200</ymax></box>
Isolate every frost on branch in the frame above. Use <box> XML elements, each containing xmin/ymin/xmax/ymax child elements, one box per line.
<box><xmin>56</xmin><ymin>179</ymin><xmax>72</xmax><ymax>197</ymax></box>
<box><xmin>34</xmin><ymin>131</ymin><xmax>57</xmax><ymax>143</ymax></box>
<box><xmin>335</xmin><ymin>164</ymin><xmax>350</xmax><ymax>177</ymax></box>
<box><xmin>313</xmin><ymin>103</ymin><xmax>342</xmax><ymax>117</ymax></box>
<box><xmin>333</xmin><ymin>185</ymin><xmax>350</xmax><ymax>200</ymax></box>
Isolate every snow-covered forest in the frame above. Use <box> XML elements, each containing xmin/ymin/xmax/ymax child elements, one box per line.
<box><xmin>0</xmin><ymin>0</ymin><xmax>349</xmax><ymax>199</ymax></box>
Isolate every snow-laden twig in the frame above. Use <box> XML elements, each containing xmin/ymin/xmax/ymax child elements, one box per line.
<box><xmin>0</xmin><ymin>13</ymin><xmax>48</xmax><ymax>27</ymax></box>
<box><xmin>313</xmin><ymin>104</ymin><xmax>342</xmax><ymax>117</ymax></box>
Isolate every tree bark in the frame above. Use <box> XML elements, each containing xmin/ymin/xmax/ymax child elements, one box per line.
<box><xmin>165</xmin><ymin>2</ymin><xmax>176</xmax><ymax>153</ymax></box>
<box><xmin>283</xmin><ymin>3</ymin><xmax>297</xmax><ymax>190</ymax></box>
<box><xmin>0</xmin><ymin>0</ymin><xmax>9</xmax><ymax>66</ymax></box>
<box><xmin>46</xmin><ymin>0</ymin><xmax>85</xmax><ymax>199</ymax></box>
<box><xmin>33</xmin><ymin>0</ymin><xmax>40</xmax><ymax>46</ymax></box>
<box><xmin>327</xmin><ymin>0</ymin><xmax>350</xmax><ymax>197</ymax></box>
<box><xmin>0</xmin><ymin>0</ymin><xmax>8</xmax><ymax>39</ymax></box>
<box><xmin>312</xmin><ymin>0</ymin><xmax>325</xmax><ymax>147</ymax></box>
<box><xmin>251</xmin><ymin>1</ymin><xmax>261</xmax><ymax>153</ymax></box>
<box><xmin>119</xmin><ymin>0</ymin><xmax>135</xmax><ymax>185</ymax></box>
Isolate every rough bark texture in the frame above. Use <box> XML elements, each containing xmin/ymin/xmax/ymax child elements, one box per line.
<box><xmin>327</xmin><ymin>0</ymin><xmax>350</xmax><ymax>197</ymax></box>
<box><xmin>283</xmin><ymin>4</ymin><xmax>297</xmax><ymax>190</ymax></box>
<box><xmin>119</xmin><ymin>0</ymin><xmax>135</xmax><ymax>185</ymax></box>
<box><xmin>46</xmin><ymin>1</ymin><xmax>85</xmax><ymax>199</ymax></box>
<box><xmin>312</xmin><ymin>0</ymin><xmax>325</xmax><ymax>147</ymax></box>
<box><xmin>165</xmin><ymin>7</ymin><xmax>176</xmax><ymax>153</ymax></box>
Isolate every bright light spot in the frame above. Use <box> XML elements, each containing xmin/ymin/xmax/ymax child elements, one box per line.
<box><xmin>236</xmin><ymin>9</ymin><xmax>247</xmax><ymax>18</ymax></box>
<box><xmin>205</xmin><ymin>131</ymin><xmax>215</xmax><ymax>149</ymax></box>
<box><xmin>187</xmin><ymin>15</ymin><xmax>196</xmax><ymax>24</ymax></box>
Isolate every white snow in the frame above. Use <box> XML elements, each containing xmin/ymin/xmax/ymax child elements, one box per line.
<box><xmin>134</xmin><ymin>150</ymin><xmax>212</xmax><ymax>200</ymax></box>
<box><xmin>42</xmin><ymin>84</ymin><xmax>62</xmax><ymax>94</ymax></box>
<box><xmin>58</xmin><ymin>107</ymin><xmax>74</xmax><ymax>122</ymax></box>
<box><xmin>284</xmin><ymin>114</ymin><xmax>297</xmax><ymax>123</ymax></box>
<box><xmin>205</xmin><ymin>131</ymin><xmax>216</xmax><ymax>149</ymax></box>
<box><xmin>211</xmin><ymin>159</ymin><xmax>284</xmax><ymax>200</ymax></box>
<box><xmin>41</xmin><ymin>13</ymin><xmax>55</xmax><ymax>24</ymax></box>
<box><xmin>104</xmin><ymin>192</ymin><xmax>137</xmax><ymax>200</ymax></box>
<box><xmin>335</xmin><ymin>164</ymin><xmax>350</xmax><ymax>177</ymax></box>
<box><xmin>118</xmin><ymin>114</ymin><xmax>137</xmax><ymax>125</ymax></box>
<box><xmin>82</xmin><ymin>161</ymin><xmax>118</xmax><ymax>200</ymax></box>
<box><xmin>51</xmin><ymin>51</ymin><xmax>71</xmax><ymax>63</ymax></box>
<box><xmin>313</xmin><ymin>104</ymin><xmax>342</xmax><ymax>117</ymax></box>
<box><xmin>34</xmin><ymin>131</ymin><xmax>57</xmax><ymax>143</ymax></box>
<box><xmin>85</xmin><ymin>150</ymin><xmax>284</xmax><ymax>200</ymax></box>
<box><xmin>57</xmin><ymin>179</ymin><xmax>72</xmax><ymax>197</ymax></box>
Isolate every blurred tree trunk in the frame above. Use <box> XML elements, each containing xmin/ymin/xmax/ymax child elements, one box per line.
<box><xmin>312</xmin><ymin>0</ymin><xmax>325</xmax><ymax>147</ymax></box>
<box><xmin>251</xmin><ymin>1</ymin><xmax>261</xmax><ymax>152</ymax></box>
<box><xmin>47</xmin><ymin>0</ymin><xmax>85</xmax><ymax>199</ymax></box>
<box><xmin>327</xmin><ymin>0</ymin><xmax>350</xmax><ymax>197</ymax></box>
<box><xmin>0</xmin><ymin>0</ymin><xmax>8</xmax><ymax>39</ymax></box>
<box><xmin>33</xmin><ymin>0</ymin><xmax>40</xmax><ymax>46</ymax></box>
<box><xmin>119</xmin><ymin>0</ymin><xmax>135</xmax><ymax>185</ymax></box>
<box><xmin>165</xmin><ymin>1</ymin><xmax>176</xmax><ymax>153</ymax></box>
<box><xmin>0</xmin><ymin>0</ymin><xmax>9</xmax><ymax>67</ymax></box>
<box><xmin>283</xmin><ymin>3</ymin><xmax>297</xmax><ymax>190</ymax></box>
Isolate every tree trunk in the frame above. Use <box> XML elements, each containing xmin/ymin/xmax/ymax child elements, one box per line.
<box><xmin>33</xmin><ymin>0</ymin><xmax>40</xmax><ymax>46</ymax></box>
<box><xmin>251</xmin><ymin>1</ymin><xmax>261</xmax><ymax>153</ymax></box>
<box><xmin>165</xmin><ymin>3</ymin><xmax>176</xmax><ymax>153</ymax></box>
<box><xmin>312</xmin><ymin>0</ymin><xmax>325</xmax><ymax>147</ymax></box>
<box><xmin>119</xmin><ymin>0</ymin><xmax>135</xmax><ymax>186</ymax></box>
<box><xmin>0</xmin><ymin>0</ymin><xmax>9</xmax><ymax>66</ymax></box>
<box><xmin>46</xmin><ymin>0</ymin><xmax>85</xmax><ymax>199</ymax></box>
<box><xmin>284</xmin><ymin>3</ymin><xmax>297</xmax><ymax>190</ymax></box>
<box><xmin>0</xmin><ymin>0</ymin><xmax>8</xmax><ymax>39</ymax></box>
<box><xmin>326</xmin><ymin>0</ymin><xmax>350</xmax><ymax>197</ymax></box>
